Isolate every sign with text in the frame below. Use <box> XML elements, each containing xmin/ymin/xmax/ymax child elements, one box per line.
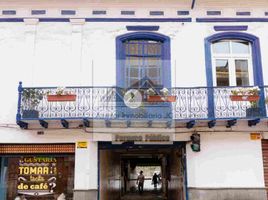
<box><xmin>17</xmin><ymin>157</ymin><xmax>57</xmax><ymax>196</ymax></box>
<box><xmin>77</xmin><ymin>141</ymin><xmax>88</xmax><ymax>148</ymax></box>
<box><xmin>250</xmin><ymin>133</ymin><xmax>262</xmax><ymax>140</ymax></box>
<box><xmin>113</xmin><ymin>133</ymin><xmax>172</xmax><ymax>143</ymax></box>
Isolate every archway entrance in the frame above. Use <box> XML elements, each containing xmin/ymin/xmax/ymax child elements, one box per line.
<box><xmin>98</xmin><ymin>142</ymin><xmax>186</xmax><ymax>200</ymax></box>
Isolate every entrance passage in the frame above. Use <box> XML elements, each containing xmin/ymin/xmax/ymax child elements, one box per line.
<box><xmin>99</xmin><ymin>142</ymin><xmax>186</xmax><ymax>200</ymax></box>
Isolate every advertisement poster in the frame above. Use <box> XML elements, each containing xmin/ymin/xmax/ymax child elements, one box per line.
<box><xmin>17</xmin><ymin>157</ymin><xmax>57</xmax><ymax>196</ymax></box>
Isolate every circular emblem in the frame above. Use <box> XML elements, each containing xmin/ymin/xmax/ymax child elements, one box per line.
<box><xmin>123</xmin><ymin>89</ymin><xmax>142</xmax><ymax>109</ymax></box>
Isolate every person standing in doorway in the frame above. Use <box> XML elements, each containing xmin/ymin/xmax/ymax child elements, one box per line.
<box><xmin>152</xmin><ymin>173</ymin><xmax>159</xmax><ymax>189</ymax></box>
<box><xmin>136</xmin><ymin>170</ymin><xmax>145</xmax><ymax>194</ymax></box>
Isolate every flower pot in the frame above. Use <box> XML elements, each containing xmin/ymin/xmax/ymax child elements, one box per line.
<box><xmin>230</xmin><ymin>95</ymin><xmax>260</xmax><ymax>102</ymax></box>
<box><xmin>246</xmin><ymin>107</ymin><xmax>261</xmax><ymax>118</ymax></box>
<box><xmin>22</xmin><ymin>110</ymin><xmax>39</xmax><ymax>119</ymax></box>
<box><xmin>47</xmin><ymin>94</ymin><xmax>77</xmax><ymax>102</ymax></box>
<box><xmin>147</xmin><ymin>95</ymin><xmax>176</xmax><ymax>102</ymax></box>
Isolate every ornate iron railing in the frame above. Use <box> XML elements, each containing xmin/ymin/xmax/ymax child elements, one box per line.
<box><xmin>16</xmin><ymin>82</ymin><xmax>268</xmax><ymax>121</ymax></box>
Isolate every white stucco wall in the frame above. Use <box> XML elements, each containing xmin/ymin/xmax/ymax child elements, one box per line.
<box><xmin>1</xmin><ymin>21</ymin><xmax>268</xmax><ymax>123</ymax></box>
<box><xmin>187</xmin><ymin>132</ymin><xmax>265</xmax><ymax>188</ymax></box>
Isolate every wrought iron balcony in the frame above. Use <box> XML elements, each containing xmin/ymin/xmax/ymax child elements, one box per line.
<box><xmin>16</xmin><ymin>82</ymin><xmax>268</xmax><ymax>126</ymax></box>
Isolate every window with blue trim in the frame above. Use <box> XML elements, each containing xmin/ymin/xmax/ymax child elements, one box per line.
<box><xmin>124</xmin><ymin>39</ymin><xmax>163</xmax><ymax>88</ymax></box>
<box><xmin>211</xmin><ymin>39</ymin><xmax>253</xmax><ymax>86</ymax></box>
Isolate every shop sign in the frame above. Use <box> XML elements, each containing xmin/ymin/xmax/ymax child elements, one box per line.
<box><xmin>250</xmin><ymin>132</ymin><xmax>262</xmax><ymax>140</ymax></box>
<box><xmin>114</xmin><ymin>134</ymin><xmax>171</xmax><ymax>143</ymax></box>
<box><xmin>17</xmin><ymin>157</ymin><xmax>57</xmax><ymax>196</ymax></box>
<box><xmin>77</xmin><ymin>141</ymin><xmax>88</xmax><ymax>148</ymax></box>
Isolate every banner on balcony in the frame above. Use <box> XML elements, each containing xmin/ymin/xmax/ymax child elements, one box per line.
<box><xmin>17</xmin><ymin>156</ymin><xmax>57</xmax><ymax>196</ymax></box>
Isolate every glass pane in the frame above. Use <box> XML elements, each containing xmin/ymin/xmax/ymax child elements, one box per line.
<box><xmin>216</xmin><ymin>59</ymin><xmax>229</xmax><ymax>86</ymax></box>
<box><xmin>6</xmin><ymin>156</ymin><xmax>74</xmax><ymax>200</ymax></box>
<box><xmin>146</xmin><ymin>57</ymin><xmax>160</xmax><ymax>68</ymax></box>
<box><xmin>144</xmin><ymin>42</ymin><xmax>162</xmax><ymax>55</ymax></box>
<box><xmin>130</xmin><ymin>68</ymin><xmax>139</xmax><ymax>77</ymax></box>
<box><xmin>147</xmin><ymin>68</ymin><xmax>158</xmax><ymax>78</ymax></box>
<box><xmin>232</xmin><ymin>41</ymin><xmax>250</xmax><ymax>54</ymax></box>
<box><xmin>127</xmin><ymin>57</ymin><xmax>140</xmax><ymax>68</ymax></box>
<box><xmin>212</xmin><ymin>41</ymin><xmax>230</xmax><ymax>54</ymax></box>
<box><xmin>235</xmin><ymin>59</ymin><xmax>249</xmax><ymax>86</ymax></box>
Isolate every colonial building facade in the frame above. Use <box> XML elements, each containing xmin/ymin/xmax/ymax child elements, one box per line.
<box><xmin>0</xmin><ymin>0</ymin><xmax>268</xmax><ymax>200</ymax></box>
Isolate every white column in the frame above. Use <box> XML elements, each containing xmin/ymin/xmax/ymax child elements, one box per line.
<box><xmin>74</xmin><ymin>140</ymin><xmax>98</xmax><ymax>190</ymax></box>
<box><xmin>70</xmin><ymin>19</ymin><xmax>85</xmax><ymax>85</ymax></box>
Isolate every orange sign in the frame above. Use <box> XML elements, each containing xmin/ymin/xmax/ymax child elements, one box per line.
<box><xmin>250</xmin><ymin>133</ymin><xmax>262</xmax><ymax>140</ymax></box>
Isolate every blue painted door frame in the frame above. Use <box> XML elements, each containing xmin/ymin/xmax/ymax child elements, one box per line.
<box><xmin>204</xmin><ymin>32</ymin><xmax>265</xmax><ymax>118</ymax></box>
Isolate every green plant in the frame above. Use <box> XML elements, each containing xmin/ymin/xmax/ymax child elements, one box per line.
<box><xmin>22</xmin><ymin>88</ymin><xmax>43</xmax><ymax>110</ymax></box>
<box><xmin>231</xmin><ymin>87</ymin><xmax>260</xmax><ymax>96</ymax></box>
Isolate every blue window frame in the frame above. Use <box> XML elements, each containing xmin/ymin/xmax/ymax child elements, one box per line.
<box><xmin>124</xmin><ymin>39</ymin><xmax>162</xmax><ymax>88</ymax></box>
<box><xmin>116</xmin><ymin>32</ymin><xmax>171</xmax><ymax>89</ymax></box>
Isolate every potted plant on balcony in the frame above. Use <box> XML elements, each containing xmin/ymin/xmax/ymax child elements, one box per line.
<box><xmin>47</xmin><ymin>87</ymin><xmax>77</xmax><ymax>102</ymax></box>
<box><xmin>230</xmin><ymin>87</ymin><xmax>261</xmax><ymax>117</ymax></box>
<box><xmin>146</xmin><ymin>87</ymin><xmax>176</xmax><ymax>102</ymax></box>
<box><xmin>21</xmin><ymin>88</ymin><xmax>43</xmax><ymax>118</ymax></box>
<box><xmin>230</xmin><ymin>87</ymin><xmax>260</xmax><ymax>101</ymax></box>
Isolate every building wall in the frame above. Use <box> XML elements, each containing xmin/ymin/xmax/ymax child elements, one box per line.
<box><xmin>0</xmin><ymin>1</ymin><xmax>268</xmax><ymax>199</ymax></box>
<box><xmin>187</xmin><ymin>132</ymin><xmax>266</xmax><ymax>200</ymax></box>
<box><xmin>1</xmin><ymin>21</ymin><xmax>268</xmax><ymax>123</ymax></box>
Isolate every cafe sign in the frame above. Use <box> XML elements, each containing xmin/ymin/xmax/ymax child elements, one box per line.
<box><xmin>17</xmin><ymin>157</ymin><xmax>57</xmax><ymax>196</ymax></box>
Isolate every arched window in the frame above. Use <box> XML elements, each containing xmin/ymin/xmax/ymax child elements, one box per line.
<box><xmin>212</xmin><ymin>39</ymin><xmax>253</xmax><ymax>86</ymax></box>
<box><xmin>205</xmin><ymin>32</ymin><xmax>263</xmax><ymax>87</ymax></box>
<box><xmin>116</xmin><ymin>32</ymin><xmax>171</xmax><ymax>88</ymax></box>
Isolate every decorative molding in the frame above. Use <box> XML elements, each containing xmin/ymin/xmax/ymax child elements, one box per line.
<box><xmin>207</xmin><ymin>11</ymin><xmax>221</xmax><ymax>16</ymax></box>
<box><xmin>177</xmin><ymin>11</ymin><xmax>189</xmax><ymax>15</ymax></box>
<box><xmin>61</xmin><ymin>10</ymin><xmax>76</xmax><ymax>15</ymax></box>
<box><xmin>31</xmin><ymin>10</ymin><xmax>46</xmax><ymax>15</ymax></box>
<box><xmin>126</xmin><ymin>26</ymin><xmax>159</xmax><ymax>31</ymax></box>
<box><xmin>197</xmin><ymin>18</ymin><xmax>268</xmax><ymax>22</ymax></box>
<box><xmin>236</xmin><ymin>11</ymin><xmax>251</xmax><ymax>16</ymax></box>
<box><xmin>150</xmin><ymin>11</ymin><xmax>164</xmax><ymax>16</ymax></box>
<box><xmin>0</xmin><ymin>17</ymin><xmax>191</xmax><ymax>23</ymax></box>
<box><xmin>121</xmin><ymin>11</ymin><xmax>135</xmax><ymax>15</ymax></box>
<box><xmin>2</xmin><ymin>10</ymin><xmax>16</xmax><ymax>15</ymax></box>
<box><xmin>214</xmin><ymin>26</ymin><xmax>248</xmax><ymax>31</ymax></box>
<box><xmin>85</xmin><ymin>18</ymin><xmax>191</xmax><ymax>22</ymax></box>
<box><xmin>92</xmin><ymin>10</ymin><xmax>106</xmax><ymax>15</ymax></box>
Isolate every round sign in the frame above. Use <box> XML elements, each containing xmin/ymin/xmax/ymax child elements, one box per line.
<box><xmin>123</xmin><ymin>89</ymin><xmax>142</xmax><ymax>109</ymax></box>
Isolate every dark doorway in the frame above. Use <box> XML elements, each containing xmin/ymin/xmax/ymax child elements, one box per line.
<box><xmin>98</xmin><ymin>142</ymin><xmax>186</xmax><ymax>200</ymax></box>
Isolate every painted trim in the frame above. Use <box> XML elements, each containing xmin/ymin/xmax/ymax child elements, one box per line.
<box><xmin>207</xmin><ymin>11</ymin><xmax>221</xmax><ymax>16</ymax></box>
<box><xmin>177</xmin><ymin>11</ymin><xmax>190</xmax><ymax>16</ymax></box>
<box><xmin>2</xmin><ymin>10</ymin><xmax>16</xmax><ymax>15</ymax></box>
<box><xmin>31</xmin><ymin>10</ymin><xmax>46</xmax><ymax>15</ymax></box>
<box><xmin>121</xmin><ymin>10</ymin><xmax>135</xmax><ymax>15</ymax></box>
<box><xmin>0</xmin><ymin>17</ymin><xmax>191</xmax><ymax>23</ymax></box>
<box><xmin>191</xmin><ymin>0</ymin><xmax>196</xmax><ymax>9</ymax></box>
<box><xmin>150</xmin><ymin>11</ymin><xmax>164</xmax><ymax>16</ymax></box>
<box><xmin>214</xmin><ymin>26</ymin><xmax>248</xmax><ymax>31</ymax></box>
<box><xmin>61</xmin><ymin>10</ymin><xmax>76</xmax><ymax>15</ymax></box>
<box><xmin>126</xmin><ymin>25</ymin><xmax>159</xmax><ymax>31</ymax></box>
<box><xmin>116</xmin><ymin>32</ymin><xmax>171</xmax><ymax>88</ymax></box>
<box><xmin>16</xmin><ymin>82</ymin><xmax>22</xmax><ymax>123</ymax></box>
<box><xmin>92</xmin><ymin>10</ymin><xmax>106</xmax><ymax>15</ymax></box>
<box><xmin>204</xmin><ymin>32</ymin><xmax>264</xmax><ymax>117</ymax></box>
<box><xmin>197</xmin><ymin>18</ymin><xmax>268</xmax><ymax>22</ymax></box>
<box><xmin>0</xmin><ymin>18</ymin><xmax>23</xmax><ymax>22</ymax></box>
<box><xmin>236</xmin><ymin>11</ymin><xmax>251</xmax><ymax>16</ymax></box>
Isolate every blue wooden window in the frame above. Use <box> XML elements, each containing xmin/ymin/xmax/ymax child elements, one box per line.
<box><xmin>124</xmin><ymin>40</ymin><xmax>163</xmax><ymax>88</ymax></box>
